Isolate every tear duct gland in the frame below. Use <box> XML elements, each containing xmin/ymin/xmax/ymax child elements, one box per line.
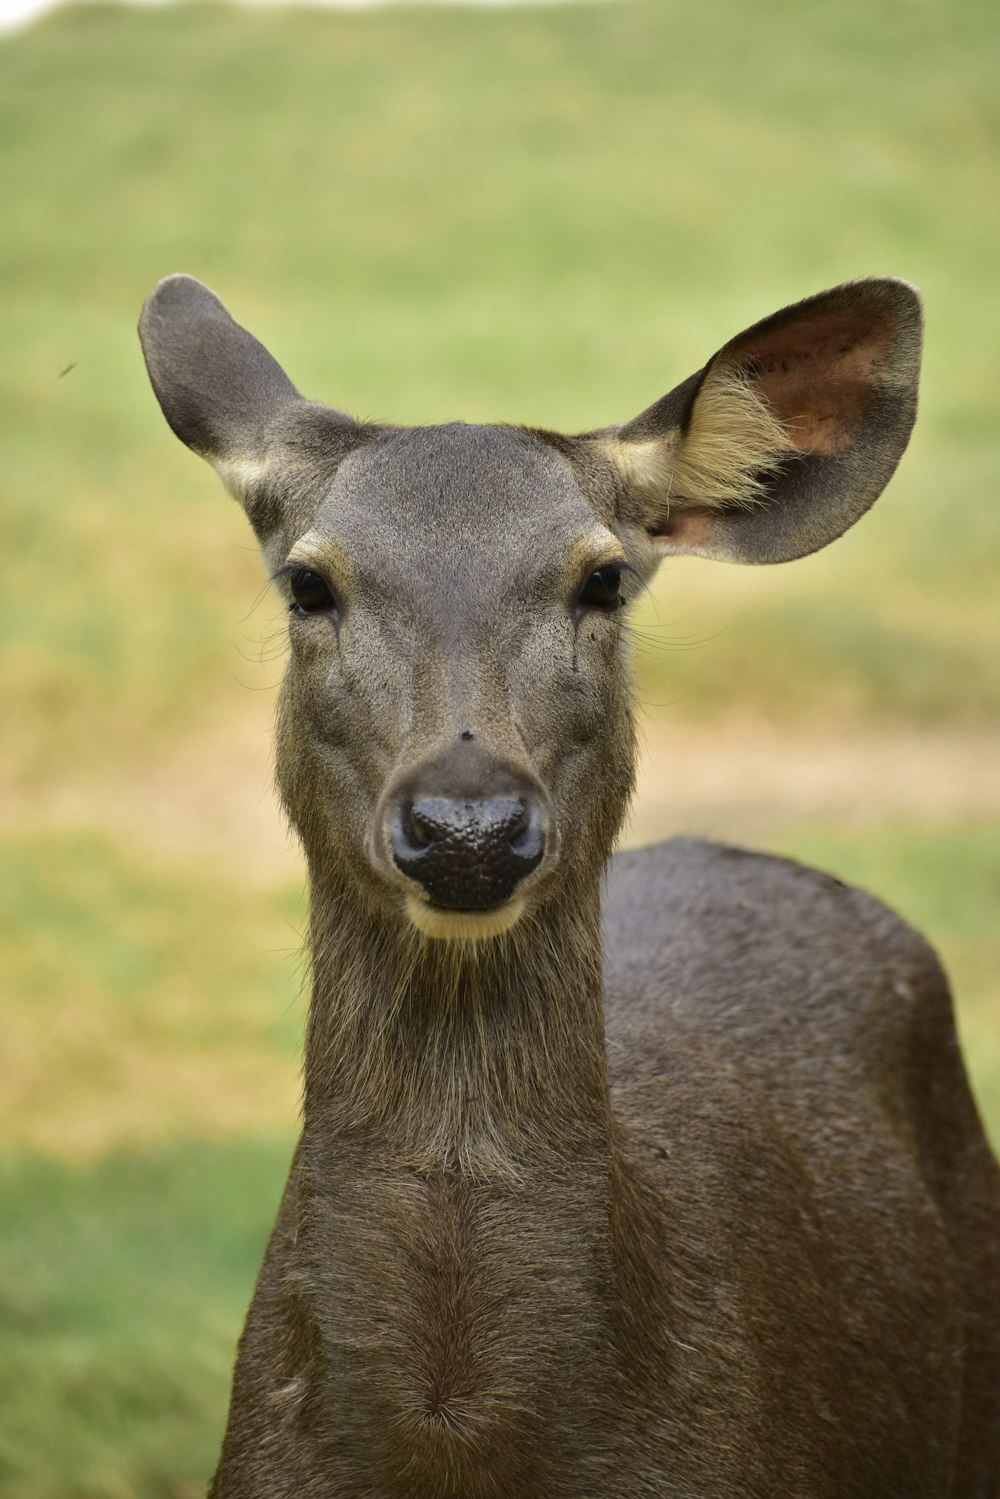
<box><xmin>138</xmin><ymin>275</ymin><xmax>1000</xmax><ymax>1497</ymax></box>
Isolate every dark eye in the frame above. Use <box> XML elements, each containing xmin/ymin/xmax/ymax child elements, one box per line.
<box><xmin>578</xmin><ymin>563</ymin><xmax>623</xmax><ymax>610</ymax></box>
<box><xmin>288</xmin><ymin>567</ymin><xmax>337</xmax><ymax>616</ymax></box>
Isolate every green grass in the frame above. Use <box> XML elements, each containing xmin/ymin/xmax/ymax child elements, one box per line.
<box><xmin>2</xmin><ymin>0</ymin><xmax>998</xmax><ymax>1489</ymax></box>
<box><xmin>1</xmin><ymin>827</ymin><xmax>305</xmax><ymax>1491</ymax></box>
<box><xmin>0</xmin><ymin>1136</ymin><xmax>293</xmax><ymax>1498</ymax></box>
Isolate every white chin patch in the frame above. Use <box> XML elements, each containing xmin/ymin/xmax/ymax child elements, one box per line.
<box><xmin>405</xmin><ymin>894</ymin><xmax>525</xmax><ymax>942</ymax></box>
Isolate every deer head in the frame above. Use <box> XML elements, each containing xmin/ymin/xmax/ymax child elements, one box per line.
<box><xmin>139</xmin><ymin>276</ymin><xmax>921</xmax><ymax>942</ymax></box>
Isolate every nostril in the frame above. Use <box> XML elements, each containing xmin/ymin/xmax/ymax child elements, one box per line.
<box><xmin>481</xmin><ymin>798</ymin><xmax>527</xmax><ymax>846</ymax></box>
<box><xmin>386</xmin><ymin>802</ymin><xmax>432</xmax><ymax>866</ymax></box>
<box><xmin>509</xmin><ymin>800</ymin><xmax>544</xmax><ymax>863</ymax></box>
<box><xmin>405</xmin><ymin>804</ymin><xmax>435</xmax><ymax>849</ymax></box>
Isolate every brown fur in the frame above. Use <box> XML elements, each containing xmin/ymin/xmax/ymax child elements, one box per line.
<box><xmin>135</xmin><ymin>275</ymin><xmax>1000</xmax><ymax>1497</ymax></box>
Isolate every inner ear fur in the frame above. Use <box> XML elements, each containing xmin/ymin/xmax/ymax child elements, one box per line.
<box><xmin>600</xmin><ymin>277</ymin><xmax>923</xmax><ymax>565</ymax></box>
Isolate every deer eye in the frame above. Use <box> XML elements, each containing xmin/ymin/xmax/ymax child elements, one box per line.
<box><xmin>288</xmin><ymin>567</ymin><xmax>337</xmax><ymax>616</ymax></box>
<box><xmin>578</xmin><ymin>563</ymin><xmax>623</xmax><ymax>610</ymax></box>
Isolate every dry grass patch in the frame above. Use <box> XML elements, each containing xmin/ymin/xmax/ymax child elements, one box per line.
<box><xmin>1</xmin><ymin>831</ymin><xmax>304</xmax><ymax>1161</ymax></box>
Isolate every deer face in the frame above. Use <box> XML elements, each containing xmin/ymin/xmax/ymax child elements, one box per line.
<box><xmin>140</xmin><ymin>275</ymin><xmax>921</xmax><ymax>940</ymax></box>
<box><xmin>269</xmin><ymin>420</ymin><xmax>637</xmax><ymax>940</ymax></box>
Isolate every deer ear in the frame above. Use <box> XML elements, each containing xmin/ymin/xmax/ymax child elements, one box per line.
<box><xmin>139</xmin><ymin>275</ymin><xmax>314</xmax><ymax>500</ymax></box>
<box><xmin>602</xmin><ymin>278</ymin><xmax>922</xmax><ymax>564</ymax></box>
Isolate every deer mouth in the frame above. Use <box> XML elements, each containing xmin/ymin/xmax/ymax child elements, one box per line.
<box><xmin>404</xmin><ymin>894</ymin><xmax>526</xmax><ymax>943</ymax></box>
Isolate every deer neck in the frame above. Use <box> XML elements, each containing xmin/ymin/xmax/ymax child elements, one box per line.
<box><xmin>288</xmin><ymin>868</ymin><xmax>641</xmax><ymax>1489</ymax></box>
<box><xmin>302</xmin><ymin>866</ymin><xmax>614</xmax><ymax>1178</ymax></box>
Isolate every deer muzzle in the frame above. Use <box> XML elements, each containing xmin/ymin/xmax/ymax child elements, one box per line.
<box><xmin>388</xmin><ymin>795</ymin><xmax>546</xmax><ymax>911</ymax></box>
<box><xmin>372</xmin><ymin>744</ymin><xmax>556</xmax><ymax>935</ymax></box>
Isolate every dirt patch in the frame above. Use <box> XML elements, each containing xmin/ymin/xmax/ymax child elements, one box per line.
<box><xmin>8</xmin><ymin>706</ymin><xmax>1000</xmax><ymax>879</ymax></box>
<box><xmin>4</xmin><ymin>708</ymin><xmax>301</xmax><ymax>881</ymax></box>
<box><xmin>627</xmin><ymin>711</ymin><xmax>1000</xmax><ymax>846</ymax></box>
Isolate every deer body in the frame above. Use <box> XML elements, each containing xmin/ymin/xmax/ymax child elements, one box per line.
<box><xmin>138</xmin><ymin>276</ymin><xmax>1000</xmax><ymax>1496</ymax></box>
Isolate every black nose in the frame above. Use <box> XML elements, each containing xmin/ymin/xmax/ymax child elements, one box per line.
<box><xmin>389</xmin><ymin>796</ymin><xmax>546</xmax><ymax>910</ymax></box>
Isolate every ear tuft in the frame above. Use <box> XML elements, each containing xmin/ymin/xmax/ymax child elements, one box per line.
<box><xmin>615</xmin><ymin>367</ymin><xmax>800</xmax><ymax>513</ymax></box>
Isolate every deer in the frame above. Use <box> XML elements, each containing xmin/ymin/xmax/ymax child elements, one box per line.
<box><xmin>139</xmin><ymin>274</ymin><xmax>1000</xmax><ymax>1498</ymax></box>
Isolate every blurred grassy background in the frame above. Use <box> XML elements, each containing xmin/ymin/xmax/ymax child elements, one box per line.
<box><xmin>1</xmin><ymin>0</ymin><xmax>998</xmax><ymax>1491</ymax></box>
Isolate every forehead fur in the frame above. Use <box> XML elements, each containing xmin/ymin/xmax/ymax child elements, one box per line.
<box><xmin>321</xmin><ymin>422</ymin><xmax>599</xmax><ymax>554</ymax></box>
